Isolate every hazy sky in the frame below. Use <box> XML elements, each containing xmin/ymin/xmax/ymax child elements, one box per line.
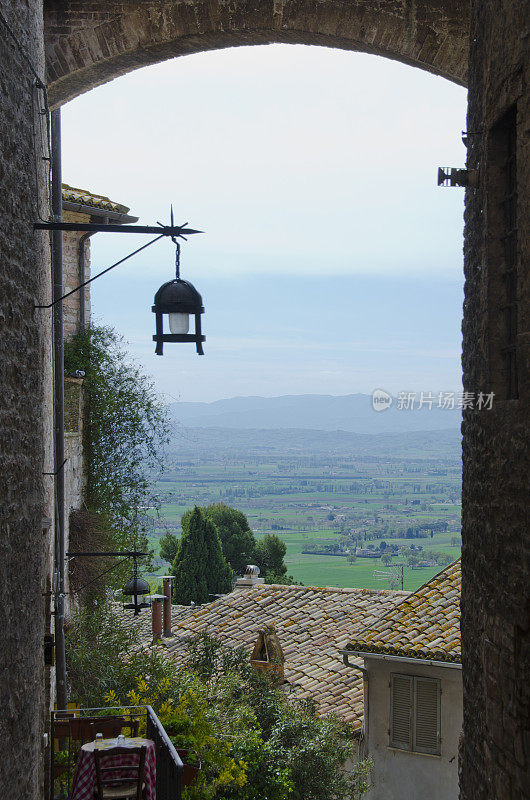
<box><xmin>61</xmin><ymin>44</ymin><xmax>468</xmax><ymax>404</ymax></box>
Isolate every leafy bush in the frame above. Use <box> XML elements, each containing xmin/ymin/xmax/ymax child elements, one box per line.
<box><xmin>166</xmin><ymin>505</ymin><xmax>297</xmax><ymax>588</ymax></box>
<box><xmin>268</xmin><ymin>700</ymin><xmax>360</xmax><ymax>800</ymax></box>
<box><xmin>175</xmin><ymin>635</ymin><xmax>370</xmax><ymax>799</ymax></box>
<box><xmin>65</xmin><ymin>602</ymin><xmax>177</xmax><ymax>708</ymax></box>
<box><xmin>106</xmin><ymin>661</ymin><xmax>249</xmax><ymax>800</ymax></box>
<box><xmin>69</xmin><ymin>610</ymin><xmax>370</xmax><ymax>800</ymax></box>
<box><xmin>160</xmin><ymin>531</ymin><xmax>179</xmax><ymax>564</ymax></box>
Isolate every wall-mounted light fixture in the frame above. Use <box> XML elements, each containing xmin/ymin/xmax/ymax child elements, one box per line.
<box><xmin>437</xmin><ymin>166</ymin><xmax>479</xmax><ymax>188</ymax></box>
<box><xmin>35</xmin><ymin>207</ymin><xmax>205</xmax><ymax>355</ymax></box>
<box><xmin>153</xmin><ymin>236</ymin><xmax>205</xmax><ymax>355</ymax></box>
<box><xmin>67</xmin><ymin>549</ymin><xmax>151</xmax><ymax>615</ymax></box>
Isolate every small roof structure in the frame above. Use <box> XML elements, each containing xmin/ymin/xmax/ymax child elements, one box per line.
<box><xmin>62</xmin><ymin>183</ymin><xmax>138</xmax><ymax>221</ymax></box>
<box><xmin>345</xmin><ymin>559</ymin><xmax>461</xmax><ymax>664</ymax></box>
<box><xmin>120</xmin><ymin>582</ymin><xmax>407</xmax><ymax>727</ymax></box>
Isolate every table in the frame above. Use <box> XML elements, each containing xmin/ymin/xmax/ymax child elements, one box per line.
<box><xmin>69</xmin><ymin>737</ymin><xmax>156</xmax><ymax>800</ymax></box>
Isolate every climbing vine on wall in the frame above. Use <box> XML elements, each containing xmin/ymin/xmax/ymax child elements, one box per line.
<box><xmin>64</xmin><ymin>325</ymin><xmax>169</xmax><ymax>577</ymax></box>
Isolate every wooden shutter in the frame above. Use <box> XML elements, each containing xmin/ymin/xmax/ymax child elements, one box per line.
<box><xmin>390</xmin><ymin>674</ymin><xmax>413</xmax><ymax>750</ymax></box>
<box><xmin>413</xmin><ymin>677</ymin><xmax>441</xmax><ymax>755</ymax></box>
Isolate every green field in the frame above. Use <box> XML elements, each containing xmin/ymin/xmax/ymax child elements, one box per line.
<box><xmin>144</xmin><ymin>427</ymin><xmax>462</xmax><ymax>591</ymax></box>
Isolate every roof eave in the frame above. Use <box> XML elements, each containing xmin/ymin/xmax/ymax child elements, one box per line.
<box><xmin>62</xmin><ymin>199</ymin><xmax>139</xmax><ymax>223</ymax></box>
<box><xmin>340</xmin><ymin>649</ymin><xmax>462</xmax><ymax>670</ymax></box>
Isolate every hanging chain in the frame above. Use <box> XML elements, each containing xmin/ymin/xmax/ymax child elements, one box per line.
<box><xmin>175</xmin><ymin>240</ymin><xmax>181</xmax><ymax>280</ymax></box>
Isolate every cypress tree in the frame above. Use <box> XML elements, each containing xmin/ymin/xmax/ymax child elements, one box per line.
<box><xmin>181</xmin><ymin>503</ymin><xmax>256</xmax><ymax>575</ymax></box>
<box><xmin>172</xmin><ymin>506</ymin><xmax>232</xmax><ymax>605</ymax></box>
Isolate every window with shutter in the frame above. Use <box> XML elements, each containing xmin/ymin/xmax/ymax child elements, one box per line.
<box><xmin>390</xmin><ymin>675</ymin><xmax>413</xmax><ymax>750</ymax></box>
<box><xmin>390</xmin><ymin>674</ymin><xmax>441</xmax><ymax>755</ymax></box>
<box><xmin>413</xmin><ymin>677</ymin><xmax>441</xmax><ymax>755</ymax></box>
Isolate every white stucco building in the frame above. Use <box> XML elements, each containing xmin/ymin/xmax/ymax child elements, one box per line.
<box><xmin>342</xmin><ymin>560</ymin><xmax>462</xmax><ymax>800</ymax></box>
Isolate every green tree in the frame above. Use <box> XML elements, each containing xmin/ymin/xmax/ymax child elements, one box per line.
<box><xmin>172</xmin><ymin>507</ymin><xmax>232</xmax><ymax>604</ymax></box>
<box><xmin>381</xmin><ymin>553</ymin><xmax>392</xmax><ymax>566</ymax></box>
<box><xmin>183</xmin><ymin>503</ymin><xmax>256</xmax><ymax>575</ymax></box>
<box><xmin>254</xmin><ymin>534</ymin><xmax>294</xmax><ymax>584</ymax></box>
<box><xmin>64</xmin><ymin>325</ymin><xmax>168</xmax><ymax>572</ymax></box>
<box><xmin>268</xmin><ymin>700</ymin><xmax>366</xmax><ymax>800</ymax></box>
<box><xmin>347</xmin><ymin>553</ymin><xmax>357</xmax><ymax>565</ymax></box>
<box><xmin>160</xmin><ymin>531</ymin><xmax>180</xmax><ymax>565</ymax></box>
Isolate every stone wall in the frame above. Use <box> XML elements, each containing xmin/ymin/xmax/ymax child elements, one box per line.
<box><xmin>0</xmin><ymin>2</ymin><xmax>52</xmax><ymax>799</ymax></box>
<box><xmin>64</xmin><ymin>375</ymin><xmax>85</xmax><ymax>605</ymax></box>
<box><xmin>43</xmin><ymin>0</ymin><xmax>470</xmax><ymax>106</ymax></box>
<box><xmin>0</xmin><ymin>4</ymin><xmax>526</xmax><ymax>800</ymax></box>
<box><xmin>62</xmin><ymin>207</ymin><xmax>92</xmax><ymax>602</ymax></box>
<box><xmin>460</xmin><ymin>1</ymin><xmax>530</xmax><ymax>798</ymax></box>
<box><xmin>62</xmin><ymin>211</ymin><xmax>90</xmax><ymax>597</ymax></box>
<box><xmin>63</xmin><ymin>208</ymin><xmax>91</xmax><ymax>339</ymax></box>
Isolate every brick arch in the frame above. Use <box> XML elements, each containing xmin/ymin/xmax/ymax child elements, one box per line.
<box><xmin>44</xmin><ymin>0</ymin><xmax>469</xmax><ymax>106</ymax></box>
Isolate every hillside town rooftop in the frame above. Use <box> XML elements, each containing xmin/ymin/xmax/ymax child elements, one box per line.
<box><xmin>120</xmin><ymin>582</ymin><xmax>408</xmax><ymax>727</ymax></box>
<box><xmin>345</xmin><ymin>559</ymin><xmax>461</xmax><ymax>663</ymax></box>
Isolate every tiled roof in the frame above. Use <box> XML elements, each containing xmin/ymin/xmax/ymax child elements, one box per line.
<box><xmin>120</xmin><ymin>583</ymin><xmax>407</xmax><ymax>728</ymax></box>
<box><xmin>345</xmin><ymin>560</ymin><xmax>461</xmax><ymax>664</ymax></box>
<box><xmin>62</xmin><ymin>183</ymin><xmax>131</xmax><ymax>214</ymax></box>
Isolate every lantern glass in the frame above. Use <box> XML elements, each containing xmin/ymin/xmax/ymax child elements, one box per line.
<box><xmin>169</xmin><ymin>312</ymin><xmax>190</xmax><ymax>334</ymax></box>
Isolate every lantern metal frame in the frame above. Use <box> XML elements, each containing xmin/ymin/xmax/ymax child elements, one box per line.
<box><xmin>122</xmin><ymin>550</ymin><xmax>152</xmax><ymax>615</ymax></box>
<box><xmin>152</xmin><ymin>239</ymin><xmax>205</xmax><ymax>355</ymax></box>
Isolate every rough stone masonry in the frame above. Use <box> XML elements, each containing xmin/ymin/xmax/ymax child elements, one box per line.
<box><xmin>0</xmin><ymin>1</ymin><xmax>52</xmax><ymax>798</ymax></box>
<box><xmin>0</xmin><ymin>2</ymin><xmax>528</xmax><ymax>799</ymax></box>
<box><xmin>460</xmin><ymin>0</ymin><xmax>530</xmax><ymax>798</ymax></box>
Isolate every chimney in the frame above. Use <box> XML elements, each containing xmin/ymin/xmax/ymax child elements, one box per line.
<box><xmin>235</xmin><ymin>564</ymin><xmax>265</xmax><ymax>590</ymax></box>
<box><xmin>162</xmin><ymin>576</ymin><xmax>172</xmax><ymax>637</ymax></box>
<box><xmin>151</xmin><ymin>596</ymin><xmax>164</xmax><ymax>641</ymax></box>
<box><xmin>250</xmin><ymin>625</ymin><xmax>285</xmax><ymax>680</ymax></box>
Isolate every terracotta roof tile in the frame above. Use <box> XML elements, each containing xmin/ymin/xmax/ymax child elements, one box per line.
<box><xmin>345</xmin><ymin>560</ymin><xmax>461</xmax><ymax>663</ymax></box>
<box><xmin>62</xmin><ymin>183</ymin><xmax>131</xmax><ymax>214</ymax></box>
<box><xmin>118</xmin><ymin>583</ymin><xmax>407</xmax><ymax>728</ymax></box>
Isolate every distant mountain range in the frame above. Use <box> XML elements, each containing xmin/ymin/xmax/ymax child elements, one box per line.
<box><xmin>168</xmin><ymin>393</ymin><xmax>461</xmax><ymax>435</ymax></box>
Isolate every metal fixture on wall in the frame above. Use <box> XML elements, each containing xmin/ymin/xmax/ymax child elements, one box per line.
<box><xmin>437</xmin><ymin>166</ymin><xmax>479</xmax><ymax>187</ymax></box>
<box><xmin>39</xmin><ymin>111</ymin><xmax>204</xmax><ymax>711</ymax></box>
<box><xmin>152</xmin><ymin>218</ymin><xmax>205</xmax><ymax>355</ymax></box>
<box><xmin>122</xmin><ymin>555</ymin><xmax>152</xmax><ymax>615</ymax></box>
<box><xmin>35</xmin><ymin>210</ymin><xmax>206</xmax><ymax>356</ymax></box>
<box><xmin>67</xmin><ymin>549</ymin><xmax>150</xmax><ymax>616</ymax></box>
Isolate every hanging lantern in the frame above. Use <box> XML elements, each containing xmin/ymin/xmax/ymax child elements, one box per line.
<box><xmin>152</xmin><ymin>239</ymin><xmax>205</xmax><ymax>355</ymax></box>
<box><xmin>123</xmin><ymin>575</ymin><xmax>151</xmax><ymax>615</ymax></box>
<box><xmin>122</xmin><ymin>556</ymin><xmax>151</xmax><ymax>615</ymax></box>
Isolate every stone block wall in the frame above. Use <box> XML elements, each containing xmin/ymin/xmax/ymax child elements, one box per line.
<box><xmin>0</xmin><ymin>2</ymin><xmax>52</xmax><ymax>799</ymax></box>
<box><xmin>43</xmin><ymin>0</ymin><xmax>470</xmax><ymax>107</ymax></box>
<box><xmin>62</xmin><ymin>209</ymin><xmax>90</xmax><ymax>586</ymax></box>
<box><xmin>63</xmin><ymin>208</ymin><xmax>91</xmax><ymax>339</ymax></box>
<box><xmin>460</xmin><ymin>1</ymin><xmax>530</xmax><ymax>798</ymax></box>
<box><xmin>64</xmin><ymin>376</ymin><xmax>85</xmax><ymax>605</ymax></box>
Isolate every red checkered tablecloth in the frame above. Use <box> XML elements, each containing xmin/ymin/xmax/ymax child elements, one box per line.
<box><xmin>69</xmin><ymin>738</ymin><xmax>156</xmax><ymax>800</ymax></box>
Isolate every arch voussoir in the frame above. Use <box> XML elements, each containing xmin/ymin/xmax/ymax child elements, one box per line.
<box><xmin>44</xmin><ymin>0</ymin><xmax>469</xmax><ymax>106</ymax></box>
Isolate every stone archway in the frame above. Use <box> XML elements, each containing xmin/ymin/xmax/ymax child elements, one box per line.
<box><xmin>44</xmin><ymin>0</ymin><xmax>469</xmax><ymax>106</ymax></box>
